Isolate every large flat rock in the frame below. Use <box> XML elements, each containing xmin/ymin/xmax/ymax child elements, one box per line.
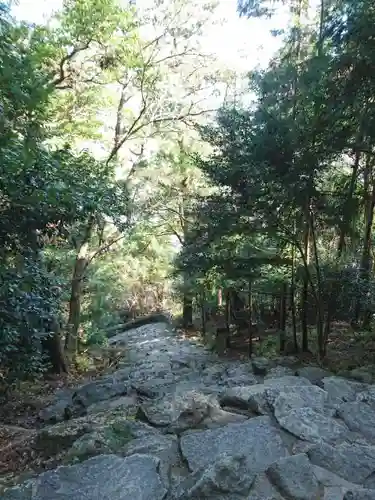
<box><xmin>308</xmin><ymin>441</ymin><xmax>375</xmax><ymax>484</ymax></box>
<box><xmin>275</xmin><ymin>406</ymin><xmax>349</xmax><ymax>443</ymax></box>
<box><xmin>338</xmin><ymin>401</ymin><xmax>375</xmax><ymax>441</ymax></box>
<box><xmin>180</xmin><ymin>416</ymin><xmax>289</xmax><ymax>474</ymax></box>
<box><xmin>219</xmin><ymin>375</ymin><xmax>313</xmax><ymax>415</ymax></box>
<box><xmin>322</xmin><ymin>377</ymin><xmax>368</xmax><ymax>403</ymax></box>
<box><xmin>1</xmin><ymin>454</ymin><xmax>167</xmax><ymax>500</ymax></box>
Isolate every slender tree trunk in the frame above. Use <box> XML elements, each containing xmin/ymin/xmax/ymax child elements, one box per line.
<box><xmin>182</xmin><ymin>291</ymin><xmax>193</xmax><ymax>328</ymax></box>
<box><xmin>279</xmin><ymin>283</ymin><xmax>287</xmax><ymax>353</ymax></box>
<box><xmin>200</xmin><ymin>291</ymin><xmax>206</xmax><ymax>336</ymax></box>
<box><xmin>42</xmin><ymin>319</ymin><xmax>68</xmax><ymax>374</ymax></box>
<box><xmin>248</xmin><ymin>280</ymin><xmax>253</xmax><ymax>358</ymax></box>
<box><xmin>310</xmin><ymin>211</ymin><xmax>325</xmax><ymax>358</ymax></box>
<box><xmin>225</xmin><ymin>290</ymin><xmax>230</xmax><ymax>348</ymax></box>
<box><xmin>179</xmin><ymin>159</ymin><xmax>193</xmax><ymax>328</ymax></box>
<box><xmin>337</xmin><ymin>149</ymin><xmax>361</xmax><ymax>258</ymax></box>
<box><xmin>355</xmin><ymin>159</ymin><xmax>375</xmax><ymax>328</ymax></box>
<box><xmin>230</xmin><ymin>289</ymin><xmax>246</xmax><ymax>322</ymax></box>
<box><xmin>301</xmin><ymin>209</ymin><xmax>311</xmax><ymax>351</ymax></box>
<box><xmin>66</xmin><ymin>243</ymin><xmax>89</xmax><ymax>354</ymax></box>
<box><xmin>290</xmin><ymin>239</ymin><xmax>298</xmax><ymax>351</ymax></box>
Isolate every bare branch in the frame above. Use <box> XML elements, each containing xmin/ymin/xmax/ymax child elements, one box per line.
<box><xmin>114</xmin><ymin>84</ymin><xmax>128</xmax><ymax>149</ymax></box>
<box><xmin>52</xmin><ymin>42</ymin><xmax>91</xmax><ymax>88</ymax></box>
<box><xmin>166</xmin><ymin>224</ymin><xmax>184</xmax><ymax>244</ymax></box>
<box><xmin>85</xmin><ymin>233</ymin><xmax>126</xmax><ymax>269</ymax></box>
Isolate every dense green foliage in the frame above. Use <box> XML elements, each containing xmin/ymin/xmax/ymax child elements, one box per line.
<box><xmin>177</xmin><ymin>0</ymin><xmax>375</xmax><ymax>357</ymax></box>
<box><xmin>3</xmin><ymin>0</ymin><xmax>375</xmax><ymax>383</ymax></box>
<box><xmin>0</xmin><ymin>0</ymin><xmax>230</xmax><ymax>382</ymax></box>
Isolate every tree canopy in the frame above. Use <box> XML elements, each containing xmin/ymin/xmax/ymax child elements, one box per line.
<box><xmin>2</xmin><ymin>0</ymin><xmax>375</xmax><ymax>383</ymax></box>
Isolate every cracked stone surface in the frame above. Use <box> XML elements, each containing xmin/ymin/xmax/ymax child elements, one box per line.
<box><xmin>4</xmin><ymin>321</ymin><xmax>375</xmax><ymax>499</ymax></box>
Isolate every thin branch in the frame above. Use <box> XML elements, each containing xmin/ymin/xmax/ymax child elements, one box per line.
<box><xmin>108</xmin><ymin>107</ymin><xmax>216</xmax><ymax>164</ymax></box>
<box><xmin>153</xmin><ymin>50</ymin><xmax>200</xmax><ymax>66</ymax></box>
<box><xmin>126</xmin><ymin>144</ymin><xmax>145</xmax><ymax>182</ymax></box>
<box><xmin>106</xmin><ymin>63</ymin><xmax>149</xmax><ymax>165</ymax></box>
<box><xmin>85</xmin><ymin>233</ymin><xmax>126</xmax><ymax>269</ymax></box>
<box><xmin>52</xmin><ymin>42</ymin><xmax>91</xmax><ymax>88</ymax></box>
<box><xmin>114</xmin><ymin>84</ymin><xmax>128</xmax><ymax>149</ymax></box>
<box><xmin>167</xmin><ymin>224</ymin><xmax>184</xmax><ymax>244</ymax></box>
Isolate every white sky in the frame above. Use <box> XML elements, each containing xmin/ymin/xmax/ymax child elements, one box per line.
<box><xmin>12</xmin><ymin>0</ymin><xmax>290</xmax><ymax>72</ymax></box>
<box><xmin>11</xmin><ymin>0</ymin><xmax>295</xmax><ymax>164</ymax></box>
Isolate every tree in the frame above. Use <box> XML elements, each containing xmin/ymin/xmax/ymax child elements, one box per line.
<box><xmin>172</xmin><ymin>0</ymin><xmax>375</xmax><ymax>359</ymax></box>
<box><xmin>24</xmin><ymin>0</ymin><xmax>230</xmax><ymax>356</ymax></box>
<box><xmin>0</xmin><ymin>5</ymin><xmax>134</xmax><ymax>377</ymax></box>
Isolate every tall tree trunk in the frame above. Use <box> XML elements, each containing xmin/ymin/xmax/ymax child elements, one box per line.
<box><xmin>229</xmin><ymin>289</ymin><xmax>246</xmax><ymax>322</ymax></box>
<box><xmin>301</xmin><ymin>209</ymin><xmax>311</xmax><ymax>352</ymax></box>
<box><xmin>182</xmin><ymin>292</ymin><xmax>193</xmax><ymax>328</ymax></box>
<box><xmin>225</xmin><ymin>290</ymin><xmax>230</xmax><ymax>348</ymax></box>
<box><xmin>42</xmin><ymin>318</ymin><xmax>68</xmax><ymax>374</ymax></box>
<box><xmin>65</xmin><ymin>241</ymin><xmax>89</xmax><ymax>354</ymax></box>
<box><xmin>310</xmin><ymin>211</ymin><xmax>325</xmax><ymax>358</ymax></box>
<box><xmin>337</xmin><ymin>149</ymin><xmax>361</xmax><ymax>258</ymax></box>
<box><xmin>200</xmin><ymin>290</ymin><xmax>206</xmax><ymax>336</ymax></box>
<box><xmin>279</xmin><ymin>282</ymin><xmax>287</xmax><ymax>353</ymax></box>
<box><xmin>248</xmin><ymin>280</ymin><xmax>253</xmax><ymax>358</ymax></box>
<box><xmin>290</xmin><ymin>239</ymin><xmax>298</xmax><ymax>351</ymax></box>
<box><xmin>355</xmin><ymin>159</ymin><xmax>375</xmax><ymax>328</ymax></box>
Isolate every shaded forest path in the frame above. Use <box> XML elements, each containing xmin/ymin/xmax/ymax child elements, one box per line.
<box><xmin>2</xmin><ymin>322</ymin><xmax>375</xmax><ymax>499</ymax></box>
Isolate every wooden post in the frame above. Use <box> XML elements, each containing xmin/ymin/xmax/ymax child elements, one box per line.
<box><xmin>248</xmin><ymin>280</ymin><xmax>253</xmax><ymax>357</ymax></box>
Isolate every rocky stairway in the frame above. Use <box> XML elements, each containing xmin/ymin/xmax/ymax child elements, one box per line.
<box><xmin>2</xmin><ymin>322</ymin><xmax>375</xmax><ymax>499</ymax></box>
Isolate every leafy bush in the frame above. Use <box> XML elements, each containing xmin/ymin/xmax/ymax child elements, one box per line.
<box><xmin>0</xmin><ymin>255</ymin><xmax>63</xmax><ymax>382</ymax></box>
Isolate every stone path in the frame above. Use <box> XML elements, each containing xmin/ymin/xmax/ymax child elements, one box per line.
<box><xmin>3</xmin><ymin>322</ymin><xmax>375</xmax><ymax>499</ymax></box>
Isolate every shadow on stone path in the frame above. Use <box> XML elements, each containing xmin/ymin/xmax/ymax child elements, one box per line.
<box><xmin>3</xmin><ymin>322</ymin><xmax>375</xmax><ymax>499</ymax></box>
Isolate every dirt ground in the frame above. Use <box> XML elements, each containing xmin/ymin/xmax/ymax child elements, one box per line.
<box><xmin>183</xmin><ymin>319</ymin><xmax>375</xmax><ymax>370</ymax></box>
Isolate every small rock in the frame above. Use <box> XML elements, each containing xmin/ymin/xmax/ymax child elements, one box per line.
<box><xmin>38</xmin><ymin>389</ymin><xmax>74</xmax><ymax>423</ymax></box>
<box><xmin>324</xmin><ymin>487</ymin><xmax>350</xmax><ymax>500</ymax></box>
<box><xmin>175</xmin><ymin>454</ymin><xmax>255</xmax><ymax>499</ymax></box>
<box><xmin>247</xmin><ymin>473</ymin><xmax>284</xmax><ymax>500</ymax></box>
<box><xmin>266</xmin><ymin>454</ymin><xmax>320</xmax><ymax>500</ymax></box>
<box><xmin>220</xmin><ymin>384</ymin><xmax>272</xmax><ymax>415</ymax></box>
<box><xmin>64</xmin><ymin>431</ymin><xmax>113</xmax><ymax>463</ymax></box>
<box><xmin>349</xmin><ymin>368</ymin><xmax>374</xmax><ymax>384</ymax></box>
<box><xmin>72</xmin><ymin>376</ymin><xmax>129</xmax><ymax>409</ymax></box>
<box><xmin>220</xmin><ymin>376</ymin><xmax>312</xmax><ymax>415</ymax></box>
<box><xmin>86</xmin><ymin>395</ymin><xmax>138</xmax><ymax>415</ymax></box>
<box><xmin>356</xmin><ymin>386</ymin><xmax>375</xmax><ymax>407</ymax></box>
<box><xmin>343</xmin><ymin>489</ymin><xmax>375</xmax><ymax>500</ymax></box>
<box><xmin>264</xmin><ymin>375</ymin><xmax>313</xmax><ymax>388</ymax></box>
<box><xmin>272</xmin><ymin>355</ymin><xmax>300</xmax><ymax>368</ymax></box>
<box><xmin>271</xmin><ymin>384</ymin><xmax>329</xmax><ymax>417</ymax></box>
<box><xmin>252</xmin><ymin>357</ymin><xmax>273</xmax><ymax>375</ymax></box>
<box><xmin>138</xmin><ymin>389</ymin><xmax>234</xmax><ymax>431</ymax></box>
<box><xmin>296</xmin><ymin>366</ymin><xmax>332</xmax><ymax>386</ymax></box>
<box><xmin>264</xmin><ymin>366</ymin><xmax>294</xmax><ymax>380</ymax></box>
<box><xmin>312</xmin><ymin>464</ymin><xmax>361</xmax><ymax>488</ymax></box>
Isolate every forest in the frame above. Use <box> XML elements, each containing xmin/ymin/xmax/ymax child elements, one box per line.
<box><xmin>1</xmin><ymin>0</ymin><xmax>375</xmax><ymax>390</ymax></box>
